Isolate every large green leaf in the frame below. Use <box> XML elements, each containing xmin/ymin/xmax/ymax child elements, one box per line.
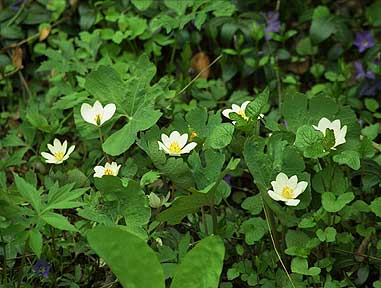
<box><xmin>87</xmin><ymin>226</ymin><xmax>165</xmax><ymax>288</ymax></box>
<box><xmin>170</xmin><ymin>235</ymin><xmax>225</xmax><ymax>288</ymax></box>
<box><xmin>14</xmin><ymin>174</ymin><xmax>41</xmax><ymax>213</ymax></box>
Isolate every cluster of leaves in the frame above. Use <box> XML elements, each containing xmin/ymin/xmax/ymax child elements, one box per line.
<box><xmin>1</xmin><ymin>0</ymin><xmax>381</xmax><ymax>287</ymax></box>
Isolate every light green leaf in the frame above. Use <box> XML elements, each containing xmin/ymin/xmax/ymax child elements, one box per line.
<box><xmin>131</xmin><ymin>0</ymin><xmax>152</xmax><ymax>10</ymax></box>
<box><xmin>245</xmin><ymin>88</ymin><xmax>269</xmax><ymax>119</ymax></box>
<box><xmin>333</xmin><ymin>150</ymin><xmax>361</xmax><ymax>170</ymax></box>
<box><xmin>14</xmin><ymin>174</ymin><xmax>41</xmax><ymax>213</ymax></box>
<box><xmin>158</xmin><ymin>192</ymin><xmax>209</xmax><ymax>225</ymax></box>
<box><xmin>205</xmin><ymin>123</ymin><xmax>234</xmax><ymax>149</ymax></box>
<box><xmin>29</xmin><ymin>228</ymin><xmax>42</xmax><ymax>258</ymax></box>
<box><xmin>294</xmin><ymin>125</ymin><xmax>327</xmax><ymax>158</ymax></box>
<box><xmin>87</xmin><ymin>226</ymin><xmax>165</xmax><ymax>288</ymax></box>
<box><xmin>370</xmin><ymin>198</ymin><xmax>381</xmax><ymax>217</ymax></box>
<box><xmin>310</xmin><ymin>6</ymin><xmax>336</xmax><ymax>44</ymax></box>
<box><xmin>41</xmin><ymin>212</ymin><xmax>78</xmax><ymax>231</ymax></box>
<box><xmin>291</xmin><ymin>257</ymin><xmax>321</xmax><ymax>276</ymax></box>
<box><xmin>171</xmin><ymin>235</ymin><xmax>225</xmax><ymax>288</ymax></box>
<box><xmin>239</xmin><ymin>217</ymin><xmax>267</xmax><ymax>245</ymax></box>
<box><xmin>322</xmin><ymin>192</ymin><xmax>355</xmax><ymax>213</ymax></box>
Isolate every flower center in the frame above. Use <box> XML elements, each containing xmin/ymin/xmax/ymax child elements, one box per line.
<box><xmin>281</xmin><ymin>186</ymin><xmax>294</xmax><ymax>199</ymax></box>
<box><xmin>94</xmin><ymin>114</ymin><xmax>102</xmax><ymax>126</ymax></box>
<box><xmin>362</xmin><ymin>40</ymin><xmax>368</xmax><ymax>47</ymax></box>
<box><xmin>237</xmin><ymin>109</ymin><xmax>249</xmax><ymax>121</ymax></box>
<box><xmin>169</xmin><ymin>141</ymin><xmax>182</xmax><ymax>154</ymax></box>
<box><xmin>104</xmin><ymin>168</ymin><xmax>114</xmax><ymax>176</ymax></box>
<box><xmin>53</xmin><ymin>152</ymin><xmax>64</xmax><ymax>161</ymax></box>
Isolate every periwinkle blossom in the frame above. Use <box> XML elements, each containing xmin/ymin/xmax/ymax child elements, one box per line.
<box><xmin>264</xmin><ymin>11</ymin><xmax>280</xmax><ymax>40</ymax></box>
<box><xmin>32</xmin><ymin>259</ymin><xmax>52</xmax><ymax>279</ymax></box>
<box><xmin>353</xmin><ymin>31</ymin><xmax>375</xmax><ymax>53</ymax></box>
<box><xmin>353</xmin><ymin>61</ymin><xmax>375</xmax><ymax>80</ymax></box>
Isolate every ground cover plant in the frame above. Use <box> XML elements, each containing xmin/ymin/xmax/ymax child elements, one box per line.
<box><xmin>0</xmin><ymin>0</ymin><xmax>381</xmax><ymax>287</ymax></box>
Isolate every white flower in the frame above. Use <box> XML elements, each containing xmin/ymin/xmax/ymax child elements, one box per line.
<box><xmin>93</xmin><ymin>162</ymin><xmax>121</xmax><ymax>178</ymax></box>
<box><xmin>80</xmin><ymin>100</ymin><xmax>116</xmax><ymax>126</ymax></box>
<box><xmin>158</xmin><ymin>131</ymin><xmax>197</xmax><ymax>156</ymax></box>
<box><xmin>267</xmin><ymin>172</ymin><xmax>308</xmax><ymax>206</ymax></box>
<box><xmin>222</xmin><ymin>101</ymin><xmax>264</xmax><ymax>124</ymax></box>
<box><xmin>313</xmin><ymin>117</ymin><xmax>347</xmax><ymax>149</ymax></box>
<box><xmin>41</xmin><ymin>138</ymin><xmax>75</xmax><ymax>164</ymax></box>
<box><xmin>148</xmin><ymin>192</ymin><xmax>170</xmax><ymax>208</ymax></box>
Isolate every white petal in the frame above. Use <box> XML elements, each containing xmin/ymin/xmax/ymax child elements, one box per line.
<box><xmin>241</xmin><ymin>101</ymin><xmax>250</xmax><ymax>111</ymax></box>
<box><xmin>318</xmin><ymin>117</ymin><xmax>331</xmax><ymax>131</ymax></box>
<box><xmin>94</xmin><ymin>166</ymin><xmax>105</xmax><ymax>178</ymax></box>
<box><xmin>158</xmin><ymin>141</ymin><xmax>170</xmax><ymax>154</ymax></box>
<box><xmin>100</xmin><ymin>103</ymin><xmax>116</xmax><ymax>125</ymax></box>
<box><xmin>169</xmin><ymin>131</ymin><xmax>181</xmax><ymax>142</ymax></box>
<box><xmin>81</xmin><ymin>103</ymin><xmax>96</xmax><ymax>125</ymax></box>
<box><xmin>41</xmin><ymin>152</ymin><xmax>55</xmax><ymax>161</ymax></box>
<box><xmin>268</xmin><ymin>190</ymin><xmax>282</xmax><ymax>201</ymax></box>
<box><xmin>63</xmin><ymin>145</ymin><xmax>75</xmax><ymax>160</ymax></box>
<box><xmin>53</xmin><ymin>138</ymin><xmax>62</xmax><ymax>149</ymax></box>
<box><xmin>61</xmin><ymin>140</ymin><xmax>68</xmax><ymax>154</ymax></box>
<box><xmin>181</xmin><ymin>142</ymin><xmax>197</xmax><ymax>154</ymax></box>
<box><xmin>331</xmin><ymin>119</ymin><xmax>341</xmax><ymax>131</ymax></box>
<box><xmin>231</xmin><ymin>104</ymin><xmax>240</xmax><ymax>112</ymax></box>
<box><xmin>178</xmin><ymin>133</ymin><xmax>188</xmax><ymax>148</ymax></box>
<box><xmin>93</xmin><ymin>100</ymin><xmax>104</xmax><ymax>114</ymax></box>
<box><xmin>161</xmin><ymin>134</ymin><xmax>171</xmax><ymax>148</ymax></box>
<box><xmin>285</xmin><ymin>199</ymin><xmax>300</xmax><ymax>206</ymax></box>
<box><xmin>275</xmin><ymin>172</ymin><xmax>288</xmax><ymax>186</ymax></box>
<box><xmin>293</xmin><ymin>181</ymin><xmax>308</xmax><ymax>198</ymax></box>
<box><xmin>222</xmin><ymin>109</ymin><xmax>233</xmax><ymax>119</ymax></box>
<box><xmin>47</xmin><ymin>143</ymin><xmax>57</xmax><ymax>154</ymax></box>
<box><xmin>288</xmin><ymin>175</ymin><xmax>298</xmax><ymax>189</ymax></box>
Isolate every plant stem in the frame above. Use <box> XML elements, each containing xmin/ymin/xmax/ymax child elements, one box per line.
<box><xmin>98</xmin><ymin>127</ymin><xmax>110</xmax><ymax>162</ymax></box>
<box><xmin>16</xmin><ymin>239</ymin><xmax>28</xmax><ymax>288</ymax></box>
<box><xmin>1</xmin><ymin>236</ymin><xmax>7</xmax><ymax>285</ymax></box>
<box><xmin>201</xmin><ymin>207</ymin><xmax>209</xmax><ymax>235</ymax></box>
<box><xmin>210</xmin><ymin>203</ymin><xmax>217</xmax><ymax>235</ymax></box>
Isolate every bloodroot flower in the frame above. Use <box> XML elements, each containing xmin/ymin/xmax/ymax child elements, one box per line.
<box><xmin>158</xmin><ymin>131</ymin><xmax>197</xmax><ymax>156</ymax></box>
<box><xmin>80</xmin><ymin>100</ymin><xmax>116</xmax><ymax>127</ymax></box>
<box><xmin>93</xmin><ymin>162</ymin><xmax>121</xmax><ymax>178</ymax></box>
<box><xmin>41</xmin><ymin>139</ymin><xmax>75</xmax><ymax>164</ymax></box>
<box><xmin>32</xmin><ymin>259</ymin><xmax>52</xmax><ymax>279</ymax></box>
<box><xmin>313</xmin><ymin>117</ymin><xmax>347</xmax><ymax>150</ymax></box>
<box><xmin>353</xmin><ymin>31</ymin><xmax>375</xmax><ymax>53</ymax></box>
<box><xmin>268</xmin><ymin>172</ymin><xmax>308</xmax><ymax>206</ymax></box>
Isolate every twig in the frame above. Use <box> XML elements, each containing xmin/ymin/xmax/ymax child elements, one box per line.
<box><xmin>175</xmin><ymin>54</ymin><xmax>223</xmax><ymax>97</ymax></box>
<box><xmin>262</xmin><ymin>197</ymin><xmax>296</xmax><ymax>288</ymax></box>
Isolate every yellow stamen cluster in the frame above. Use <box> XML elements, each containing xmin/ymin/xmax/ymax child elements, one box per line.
<box><xmin>54</xmin><ymin>152</ymin><xmax>64</xmax><ymax>161</ymax></box>
<box><xmin>237</xmin><ymin>109</ymin><xmax>249</xmax><ymax>121</ymax></box>
<box><xmin>169</xmin><ymin>141</ymin><xmax>182</xmax><ymax>154</ymax></box>
<box><xmin>281</xmin><ymin>186</ymin><xmax>294</xmax><ymax>199</ymax></box>
<box><xmin>94</xmin><ymin>114</ymin><xmax>102</xmax><ymax>126</ymax></box>
<box><xmin>104</xmin><ymin>168</ymin><xmax>114</xmax><ymax>176</ymax></box>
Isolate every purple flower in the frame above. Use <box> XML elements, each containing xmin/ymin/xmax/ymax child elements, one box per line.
<box><xmin>353</xmin><ymin>31</ymin><xmax>375</xmax><ymax>53</ymax></box>
<box><xmin>353</xmin><ymin>61</ymin><xmax>375</xmax><ymax>80</ymax></box>
<box><xmin>283</xmin><ymin>120</ymin><xmax>288</xmax><ymax>127</ymax></box>
<box><xmin>32</xmin><ymin>259</ymin><xmax>51</xmax><ymax>279</ymax></box>
<box><xmin>223</xmin><ymin>174</ymin><xmax>232</xmax><ymax>187</ymax></box>
<box><xmin>359</xmin><ymin>80</ymin><xmax>381</xmax><ymax>97</ymax></box>
<box><xmin>264</xmin><ymin>11</ymin><xmax>280</xmax><ymax>40</ymax></box>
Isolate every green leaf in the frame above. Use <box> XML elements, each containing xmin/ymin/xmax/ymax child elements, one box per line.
<box><xmin>370</xmin><ymin>198</ymin><xmax>381</xmax><ymax>217</ymax></box>
<box><xmin>366</xmin><ymin>1</ymin><xmax>381</xmax><ymax>27</ymax></box>
<box><xmin>245</xmin><ymin>88</ymin><xmax>269</xmax><ymax>119</ymax></box>
<box><xmin>310</xmin><ymin>6</ymin><xmax>336</xmax><ymax>44</ymax></box>
<box><xmin>41</xmin><ymin>212</ymin><xmax>78</xmax><ymax>231</ymax></box>
<box><xmin>205</xmin><ymin>123</ymin><xmax>234</xmax><ymax>149</ymax></box>
<box><xmin>239</xmin><ymin>217</ymin><xmax>267</xmax><ymax>245</ymax></box>
<box><xmin>316</xmin><ymin>227</ymin><xmax>336</xmax><ymax>242</ymax></box>
<box><xmin>29</xmin><ymin>228</ymin><xmax>42</xmax><ymax>258</ymax></box>
<box><xmin>140</xmin><ymin>170</ymin><xmax>161</xmax><ymax>186</ymax></box>
<box><xmin>14</xmin><ymin>174</ymin><xmax>41</xmax><ymax>213</ymax></box>
<box><xmin>164</xmin><ymin>0</ymin><xmax>193</xmax><ymax>15</ymax></box>
<box><xmin>281</xmin><ymin>92</ymin><xmax>308</xmax><ymax>132</ymax></box>
<box><xmin>131</xmin><ymin>0</ymin><xmax>152</xmax><ymax>10</ymax></box>
<box><xmin>361</xmin><ymin>124</ymin><xmax>379</xmax><ymax>141</ymax></box>
<box><xmin>294</xmin><ymin>125</ymin><xmax>327</xmax><ymax>158</ymax></box>
<box><xmin>241</xmin><ymin>194</ymin><xmax>263</xmax><ymax>215</ymax></box>
<box><xmin>321</xmin><ymin>192</ymin><xmax>354</xmax><ymax>213</ymax></box>
<box><xmin>158</xmin><ymin>192</ymin><xmax>209</xmax><ymax>225</ymax></box>
<box><xmin>333</xmin><ymin>150</ymin><xmax>361</xmax><ymax>170</ymax></box>
<box><xmin>291</xmin><ymin>257</ymin><xmax>321</xmax><ymax>276</ymax></box>
<box><xmin>87</xmin><ymin>226</ymin><xmax>165</xmax><ymax>288</ymax></box>
<box><xmin>171</xmin><ymin>236</ymin><xmax>225</xmax><ymax>288</ymax></box>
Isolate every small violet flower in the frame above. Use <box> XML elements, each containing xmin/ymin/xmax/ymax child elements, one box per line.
<box><xmin>32</xmin><ymin>259</ymin><xmax>52</xmax><ymax>279</ymax></box>
<box><xmin>41</xmin><ymin>139</ymin><xmax>75</xmax><ymax>164</ymax></box>
<box><xmin>353</xmin><ymin>61</ymin><xmax>375</xmax><ymax>80</ymax></box>
<box><xmin>268</xmin><ymin>172</ymin><xmax>308</xmax><ymax>206</ymax></box>
<box><xmin>93</xmin><ymin>162</ymin><xmax>121</xmax><ymax>178</ymax></box>
<box><xmin>353</xmin><ymin>31</ymin><xmax>375</xmax><ymax>53</ymax></box>
<box><xmin>264</xmin><ymin>11</ymin><xmax>280</xmax><ymax>40</ymax></box>
<box><xmin>158</xmin><ymin>131</ymin><xmax>197</xmax><ymax>156</ymax></box>
<box><xmin>80</xmin><ymin>100</ymin><xmax>116</xmax><ymax>127</ymax></box>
